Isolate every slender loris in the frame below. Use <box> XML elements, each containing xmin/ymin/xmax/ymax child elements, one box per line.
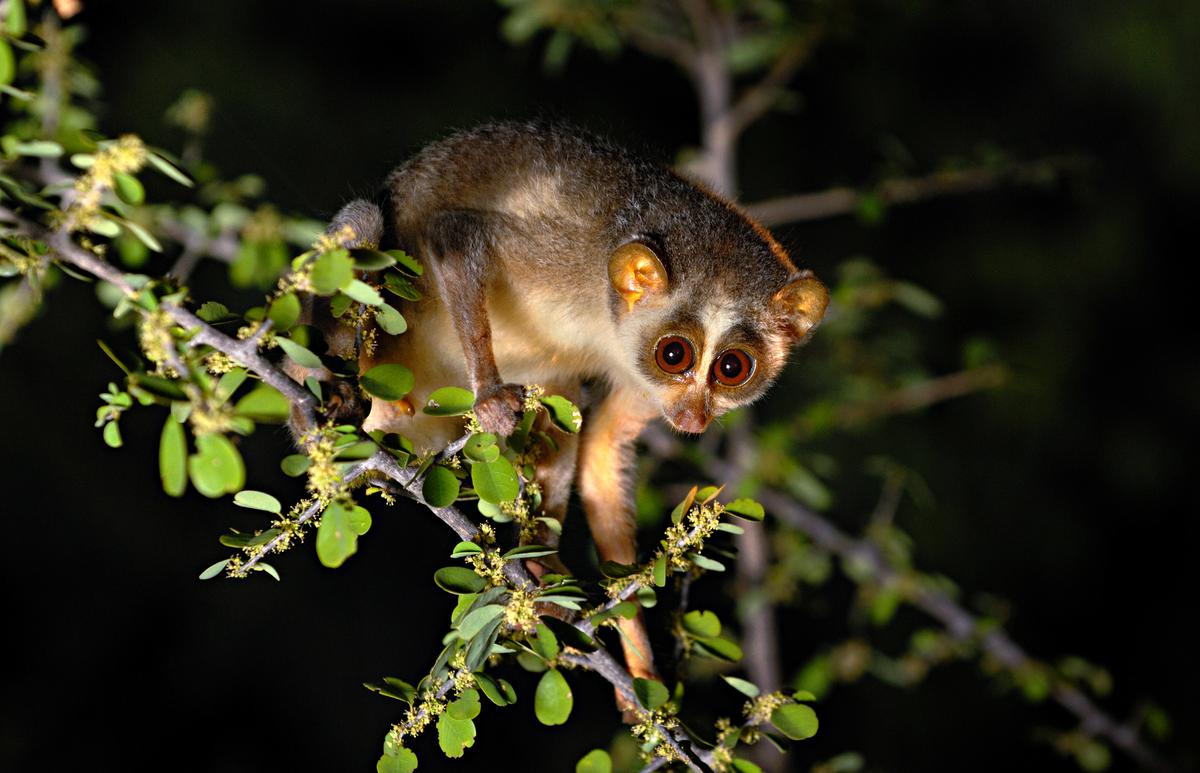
<box><xmin>298</xmin><ymin>122</ymin><xmax>828</xmax><ymax>689</ymax></box>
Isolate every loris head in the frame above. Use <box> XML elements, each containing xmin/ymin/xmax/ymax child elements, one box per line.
<box><xmin>607</xmin><ymin>238</ymin><xmax>829</xmax><ymax>434</ymax></box>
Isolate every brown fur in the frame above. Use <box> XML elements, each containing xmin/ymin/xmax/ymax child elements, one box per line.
<box><xmin>302</xmin><ymin>121</ymin><xmax>828</xmax><ymax>701</ymax></box>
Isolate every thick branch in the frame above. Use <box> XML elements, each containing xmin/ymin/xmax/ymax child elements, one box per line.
<box><xmin>746</xmin><ymin>157</ymin><xmax>1085</xmax><ymax>227</ymax></box>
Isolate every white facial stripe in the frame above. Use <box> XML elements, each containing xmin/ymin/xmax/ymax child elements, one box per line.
<box><xmin>698</xmin><ymin>300</ymin><xmax>739</xmax><ymax>375</ymax></box>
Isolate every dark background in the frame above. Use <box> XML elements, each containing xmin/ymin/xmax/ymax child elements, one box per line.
<box><xmin>2</xmin><ymin>1</ymin><xmax>1197</xmax><ymax>771</ymax></box>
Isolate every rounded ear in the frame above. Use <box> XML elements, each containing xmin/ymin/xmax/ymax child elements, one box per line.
<box><xmin>608</xmin><ymin>241</ymin><xmax>668</xmax><ymax>311</ymax></box>
<box><xmin>773</xmin><ymin>271</ymin><xmax>829</xmax><ymax>339</ymax></box>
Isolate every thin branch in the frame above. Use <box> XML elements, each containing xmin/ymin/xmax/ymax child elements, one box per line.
<box><xmin>725</xmin><ymin>30</ymin><xmax>820</xmax><ymax>138</ymax></box>
<box><xmin>833</xmin><ymin>364</ymin><xmax>1009</xmax><ymax>428</ymax></box>
<box><xmin>39</xmin><ymin>229</ymin><xmax>320</xmax><ymax>432</ymax></box>
<box><xmin>746</xmin><ymin>156</ymin><xmax>1087</xmax><ymax>227</ymax></box>
<box><xmin>563</xmin><ymin>649</ymin><xmax>711</xmax><ymax>772</ymax></box>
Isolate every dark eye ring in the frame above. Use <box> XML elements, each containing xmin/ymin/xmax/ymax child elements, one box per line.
<box><xmin>655</xmin><ymin>336</ymin><xmax>695</xmax><ymax>375</ymax></box>
<box><xmin>712</xmin><ymin>349</ymin><xmax>754</xmax><ymax>386</ymax></box>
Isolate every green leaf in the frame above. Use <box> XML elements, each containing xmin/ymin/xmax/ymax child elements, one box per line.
<box><xmin>434</xmin><ymin>566</ymin><xmax>486</xmax><ymax>594</ymax></box>
<box><xmin>348</xmin><ymin>505</ymin><xmax>372</xmax><ymax>535</ymax></box>
<box><xmin>458</xmin><ymin>605</ymin><xmax>505</xmax><ymax>640</ymax></box>
<box><xmin>540</xmin><ymin>394</ymin><xmax>582</xmax><ymax>433</ymax></box>
<box><xmin>633</xmin><ymin>678</ymin><xmax>670</xmax><ymax>710</ymax></box>
<box><xmin>159</xmin><ymin>416</ymin><xmax>187</xmax><ymax>497</ymax></box>
<box><xmin>470</xmin><ymin>457</ymin><xmax>519</xmax><ymax>504</ymax></box>
<box><xmin>9</xmin><ymin>139</ymin><xmax>63</xmax><ymax>158</ymax></box>
<box><xmin>436</xmin><ymin>712</ymin><xmax>476</xmax><ymax>758</ymax></box>
<box><xmin>215</xmin><ymin>369</ymin><xmax>248</xmax><ymax>402</ymax></box>
<box><xmin>5</xmin><ymin>0</ymin><xmax>27</xmax><ymax>38</ymax></box>
<box><xmin>422</xmin><ymin>465</ymin><xmax>461</xmax><ymax>508</ymax></box>
<box><xmin>689</xmin><ymin>553</ymin><xmax>726</xmax><ymax>572</ymax></box>
<box><xmin>538</xmin><ymin>616</ymin><xmax>598</xmax><ymax>653</ymax></box>
<box><xmin>360</xmin><ymin>363</ymin><xmax>414</xmax><ymax>401</ymax></box>
<box><xmin>451</xmin><ymin>540</ymin><xmax>482</xmax><ymax>558</ymax></box>
<box><xmin>464</xmin><ymin>616</ymin><xmax>503</xmax><ymax>671</ymax></box>
<box><xmin>112</xmin><ymin>173</ymin><xmax>145</xmax><ymax>205</ymax></box>
<box><xmin>196</xmin><ymin>301</ymin><xmax>231</xmax><ymax>322</ymax></box>
<box><xmin>234</xmin><ymin>490</ymin><xmax>282</xmax><ymax>514</ymax></box>
<box><xmin>188</xmin><ymin>433</ymin><xmax>245</xmax><ymax>498</ymax></box>
<box><xmin>652</xmin><ymin>554</ymin><xmax>668</xmax><ymax>587</ymax></box>
<box><xmin>235</xmin><ymin>385</ymin><xmax>290</xmax><ymax>422</ymax></box>
<box><xmin>376</xmin><ymin>746</ymin><xmax>418</xmax><ymax>773</ymax></box>
<box><xmin>116</xmin><ymin>217</ymin><xmax>163</xmax><ymax>252</ymax></box>
<box><xmin>501</xmin><ymin>545</ymin><xmax>557</xmax><ymax>560</ymax></box>
<box><xmin>316</xmin><ymin>501</ymin><xmax>363</xmax><ymax>568</ymax></box>
<box><xmin>330</xmin><ymin>292</ymin><xmax>353</xmax><ymax>318</ymax></box>
<box><xmin>0</xmin><ymin>41</ymin><xmax>13</xmax><ymax>88</ymax></box>
<box><xmin>591</xmin><ymin>601</ymin><xmax>637</xmax><ymax>625</ymax></box>
<box><xmin>723</xmin><ymin>676</ymin><xmax>760</xmax><ymax>698</ymax></box>
<box><xmin>276</xmin><ymin>337</ymin><xmax>323</xmax><ymax>369</ymax></box>
<box><xmin>310</xmin><ymin>248</ymin><xmax>354</xmax><ymax>294</ymax></box>
<box><xmin>474</xmin><ymin>672</ymin><xmax>510</xmax><ymax>706</ymax></box>
<box><xmin>534</xmin><ymin>668</ymin><xmax>573</xmax><ymax>725</ymax></box>
<box><xmin>423</xmin><ymin>386</ymin><xmax>474</xmax><ymax>416</ymax></box>
<box><xmin>731</xmin><ymin>760</ymin><xmax>763</xmax><ymax>773</ymax></box>
<box><xmin>268</xmin><ymin>292</ymin><xmax>301</xmax><ymax>332</ymax></box>
<box><xmin>198</xmin><ymin>559</ymin><xmax>228</xmax><ymax>580</ymax></box>
<box><xmin>532</xmin><ymin>622</ymin><xmax>560</xmax><ymax>661</ymax></box>
<box><xmin>343</xmin><ymin>278</ymin><xmax>384</xmax><ymax>306</ymax></box>
<box><xmin>352</xmin><ymin>248</ymin><xmax>397</xmax><ymax>270</ymax></box>
<box><xmin>147</xmin><ymin>153</ymin><xmax>194</xmax><ymax>187</ymax></box>
<box><xmin>366</xmin><ymin>677</ymin><xmax>417</xmax><ymax>703</ymax></box>
<box><xmin>682</xmin><ymin>610</ymin><xmax>721</xmax><ymax>638</ymax></box>
<box><xmin>255</xmin><ymin>562</ymin><xmax>281</xmax><ymax>581</ymax></box>
<box><xmin>447</xmin><ymin>689</ymin><xmax>482</xmax><ymax>720</ymax></box>
<box><xmin>384</xmin><ymin>271</ymin><xmax>423</xmax><ymax>300</ymax></box>
<box><xmin>576</xmin><ymin>749</ymin><xmax>612</xmax><ymax>773</ymax></box>
<box><xmin>693</xmin><ymin>636</ymin><xmax>744</xmax><ymax>662</ymax></box>
<box><xmin>671</xmin><ymin>486</ymin><xmax>698</xmax><ymax>524</ymax></box>
<box><xmin>724</xmin><ymin>498</ymin><xmax>765</xmax><ymax>521</ymax></box>
<box><xmin>387</xmin><ymin>249</ymin><xmax>424</xmax><ymax>276</ymax></box>
<box><xmin>375</xmin><ymin>303</ymin><xmax>407</xmax><ymax>335</ymax></box>
<box><xmin>102</xmin><ymin>420</ymin><xmax>122</xmax><ymax>448</ymax></box>
<box><xmin>770</xmin><ymin>703</ymin><xmax>819</xmax><ymax>740</ymax></box>
<box><xmin>280</xmin><ymin>453</ymin><xmax>311</xmax><ymax>477</ymax></box>
<box><xmin>463</xmin><ymin>432</ymin><xmax>500</xmax><ymax>463</ymax></box>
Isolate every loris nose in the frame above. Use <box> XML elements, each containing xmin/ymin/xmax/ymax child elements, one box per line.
<box><xmin>670</xmin><ymin>405</ymin><xmax>711</xmax><ymax>434</ymax></box>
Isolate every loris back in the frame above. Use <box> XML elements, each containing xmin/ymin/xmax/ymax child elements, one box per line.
<box><xmin>346</xmin><ymin>121</ymin><xmax>822</xmax><ymax>448</ymax></box>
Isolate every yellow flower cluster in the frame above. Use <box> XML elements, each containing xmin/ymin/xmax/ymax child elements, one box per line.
<box><xmin>67</xmin><ymin>134</ymin><xmax>148</xmax><ymax>229</ymax></box>
<box><xmin>744</xmin><ymin>691</ymin><xmax>789</xmax><ymax>725</ymax></box>
<box><xmin>302</xmin><ymin>425</ymin><xmax>344</xmax><ymax>502</ymax></box>
<box><xmin>503</xmin><ymin>587</ymin><xmax>538</xmax><ymax>631</ymax></box>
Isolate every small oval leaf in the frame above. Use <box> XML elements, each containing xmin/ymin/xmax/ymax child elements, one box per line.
<box><xmin>534</xmin><ymin>668</ymin><xmax>573</xmax><ymax>726</ymax></box>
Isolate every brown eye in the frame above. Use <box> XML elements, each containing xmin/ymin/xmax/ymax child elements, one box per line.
<box><xmin>655</xmin><ymin>336</ymin><xmax>695</xmax><ymax>374</ymax></box>
<box><xmin>713</xmin><ymin>350</ymin><xmax>754</xmax><ymax>386</ymax></box>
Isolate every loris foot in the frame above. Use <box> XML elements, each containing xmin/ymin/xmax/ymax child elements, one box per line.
<box><xmin>473</xmin><ymin>383</ymin><xmax>524</xmax><ymax>436</ymax></box>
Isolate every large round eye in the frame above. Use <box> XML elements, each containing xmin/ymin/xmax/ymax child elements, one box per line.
<box><xmin>712</xmin><ymin>349</ymin><xmax>754</xmax><ymax>386</ymax></box>
<box><xmin>655</xmin><ymin>336</ymin><xmax>695</xmax><ymax>374</ymax></box>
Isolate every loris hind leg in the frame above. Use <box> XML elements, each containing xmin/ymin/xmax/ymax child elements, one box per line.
<box><xmin>522</xmin><ymin>382</ymin><xmax>581</xmax><ymax>583</ymax></box>
<box><xmin>420</xmin><ymin>209</ymin><xmax>524</xmax><ymax>436</ymax></box>
<box><xmin>578</xmin><ymin>386</ymin><xmax>659</xmax><ymax>699</ymax></box>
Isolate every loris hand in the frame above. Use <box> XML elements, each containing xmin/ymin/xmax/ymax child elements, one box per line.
<box><xmin>473</xmin><ymin>383</ymin><xmax>525</xmax><ymax>436</ymax></box>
